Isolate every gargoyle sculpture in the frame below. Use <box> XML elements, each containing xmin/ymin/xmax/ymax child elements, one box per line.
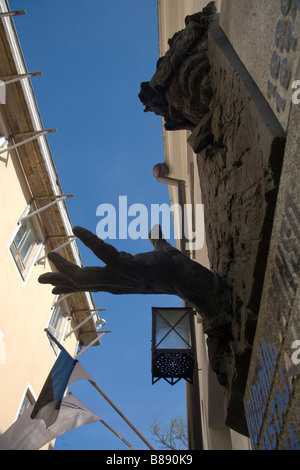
<box><xmin>138</xmin><ymin>2</ymin><xmax>216</xmax><ymax>133</ymax></box>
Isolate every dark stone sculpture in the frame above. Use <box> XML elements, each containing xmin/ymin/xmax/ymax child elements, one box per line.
<box><xmin>138</xmin><ymin>2</ymin><xmax>216</xmax><ymax>134</ymax></box>
<box><xmin>39</xmin><ymin>225</ymin><xmax>235</xmax><ymax>390</ymax></box>
<box><xmin>39</xmin><ymin>225</ymin><xmax>232</xmax><ymax>322</ymax></box>
<box><xmin>137</xmin><ymin>1</ymin><xmax>286</xmax><ymax>437</ymax></box>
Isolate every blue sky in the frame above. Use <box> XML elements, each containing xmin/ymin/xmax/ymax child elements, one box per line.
<box><xmin>9</xmin><ymin>0</ymin><xmax>187</xmax><ymax>450</ymax></box>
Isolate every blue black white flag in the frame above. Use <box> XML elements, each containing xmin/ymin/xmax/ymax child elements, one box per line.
<box><xmin>30</xmin><ymin>330</ymin><xmax>92</xmax><ymax>427</ymax></box>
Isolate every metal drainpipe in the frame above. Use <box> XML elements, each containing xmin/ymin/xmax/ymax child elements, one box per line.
<box><xmin>153</xmin><ymin>162</ymin><xmax>188</xmax><ymax>254</ymax></box>
<box><xmin>153</xmin><ymin>163</ymin><xmax>204</xmax><ymax>450</ymax></box>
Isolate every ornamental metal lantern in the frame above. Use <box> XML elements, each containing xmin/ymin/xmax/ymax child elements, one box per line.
<box><xmin>151</xmin><ymin>307</ymin><xmax>195</xmax><ymax>385</ymax></box>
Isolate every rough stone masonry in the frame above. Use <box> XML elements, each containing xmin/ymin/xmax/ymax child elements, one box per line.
<box><xmin>139</xmin><ymin>3</ymin><xmax>287</xmax><ymax>437</ymax></box>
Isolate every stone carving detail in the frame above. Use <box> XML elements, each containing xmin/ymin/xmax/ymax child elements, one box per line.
<box><xmin>138</xmin><ymin>2</ymin><xmax>217</xmax><ymax>133</ymax></box>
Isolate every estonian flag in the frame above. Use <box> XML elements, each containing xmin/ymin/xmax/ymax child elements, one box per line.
<box><xmin>30</xmin><ymin>330</ymin><xmax>90</xmax><ymax>428</ymax></box>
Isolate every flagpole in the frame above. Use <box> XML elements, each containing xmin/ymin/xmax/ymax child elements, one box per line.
<box><xmin>65</xmin><ymin>392</ymin><xmax>135</xmax><ymax>450</ymax></box>
<box><xmin>99</xmin><ymin>419</ymin><xmax>136</xmax><ymax>450</ymax></box>
<box><xmin>88</xmin><ymin>380</ymin><xmax>155</xmax><ymax>451</ymax></box>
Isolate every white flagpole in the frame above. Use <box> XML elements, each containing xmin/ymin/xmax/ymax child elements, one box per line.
<box><xmin>65</xmin><ymin>393</ymin><xmax>135</xmax><ymax>450</ymax></box>
<box><xmin>98</xmin><ymin>420</ymin><xmax>136</xmax><ymax>450</ymax></box>
<box><xmin>88</xmin><ymin>380</ymin><xmax>155</xmax><ymax>450</ymax></box>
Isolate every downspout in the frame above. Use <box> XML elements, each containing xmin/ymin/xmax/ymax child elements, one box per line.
<box><xmin>153</xmin><ymin>162</ymin><xmax>204</xmax><ymax>450</ymax></box>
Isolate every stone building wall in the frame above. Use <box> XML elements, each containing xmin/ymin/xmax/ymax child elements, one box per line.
<box><xmin>141</xmin><ymin>0</ymin><xmax>300</xmax><ymax>447</ymax></box>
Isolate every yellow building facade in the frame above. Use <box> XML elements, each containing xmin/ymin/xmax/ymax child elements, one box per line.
<box><xmin>0</xmin><ymin>2</ymin><xmax>103</xmax><ymax>449</ymax></box>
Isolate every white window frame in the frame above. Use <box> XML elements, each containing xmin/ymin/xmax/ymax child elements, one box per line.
<box><xmin>15</xmin><ymin>383</ymin><xmax>37</xmax><ymax>421</ymax></box>
<box><xmin>0</xmin><ymin>113</ymin><xmax>9</xmax><ymax>152</ymax></box>
<box><xmin>8</xmin><ymin>205</ymin><xmax>45</xmax><ymax>284</ymax></box>
<box><xmin>47</xmin><ymin>299</ymin><xmax>70</xmax><ymax>356</ymax></box>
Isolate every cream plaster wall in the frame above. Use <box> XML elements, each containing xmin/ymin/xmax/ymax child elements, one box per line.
<box><xmin>0</xmin><ymin>145</ymin><xmax>77</xmax><ymax>437</ymax></box>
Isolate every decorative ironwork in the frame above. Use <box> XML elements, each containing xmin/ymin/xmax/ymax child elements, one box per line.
<box><xmin>152</xmin><ymin>351</ymin><xmax>194</xmax><ymax>385</ymax></box>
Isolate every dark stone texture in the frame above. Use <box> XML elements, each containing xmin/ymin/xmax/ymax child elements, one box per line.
<box><xmin>244</xmin><ymin>66</ymin><xmax>300</xmax><ymax>449</ymax></box>
<box><xmin>195</xmin><ymin>24</ymin><xmax>286</xmax><ymax>435</ymax></box>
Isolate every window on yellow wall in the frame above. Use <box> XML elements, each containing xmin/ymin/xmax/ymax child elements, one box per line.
<box><xmin>48</xmin><ymin>304</ymin><xmax>66</xmax><ymax>354</ymax></box>
<box><xmin>18</xmin><ymin>389</ymin><xmax>35</xmax><ymax>417</ymax></box>
<box><xmin>10</xmin><ymin>217</ymin><xmax>42</xmax><ymax>280</ymax></box>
